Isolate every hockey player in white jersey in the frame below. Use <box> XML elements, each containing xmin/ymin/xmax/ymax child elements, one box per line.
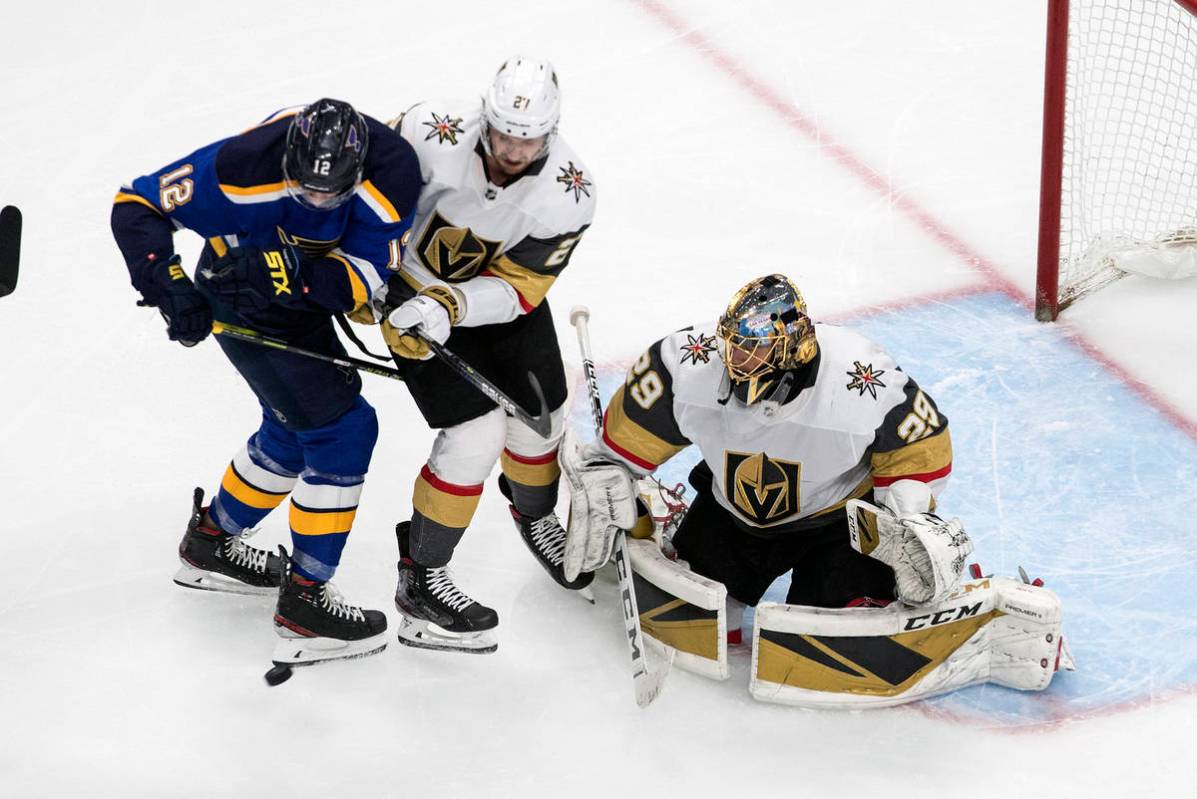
<box><xmin>380</xmin><ymin>57</ymin><xmax>596</xmax><ymax>653</ymax></box>
<box><xmin>561</xmin><ymin>275</ymin><xmax>1073</xmax><ymax>706</ymax></box>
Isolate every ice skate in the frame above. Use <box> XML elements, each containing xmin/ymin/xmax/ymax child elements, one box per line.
<box><xmin>173</xmin><ymin>487</ymin><xmax>282</xmax><ymax>595</ymax></box>
<box><xmin>393</xmin><ymin>522</ymin><xmax>499</xmax><ymax>654</ymax></box>
<box><xmin>498</xmin><ymin>476</ymin><xmax>595</xmax><ymax>597</ymax></box>
<box><xmin>265</xmin><ymin>546</ymin><xmax>388</xmax><ymax>685</ymax></box>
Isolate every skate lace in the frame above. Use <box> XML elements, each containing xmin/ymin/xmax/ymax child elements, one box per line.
<box><xmin>426</xmin><ymin>567</ymin><xmax>474</xmax><ymax>612</ymax></box>
<box><xmin>528</xmin><ymin>514</ymin><xmax>567</xmax><ymax>565</ymax></box>
<box><xmin>223</xmin><ymin>528</ymin><xmax>270</xmax><ymax>573</ymax></box>
<box><xmin>319</xmin><ymin>582</ymin><xmax>366</xmax><ymax>622</ymax></box>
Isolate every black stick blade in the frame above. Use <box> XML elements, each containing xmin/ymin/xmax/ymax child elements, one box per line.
<box><xmin>525</xmin><ymin>371</ymin><xmax>553</xmax><ymax>439</ymax></box>
<box><xmin>0</xmin><ymin>205</ymin><xmax>21</xmax><ymax>298</ymax></box>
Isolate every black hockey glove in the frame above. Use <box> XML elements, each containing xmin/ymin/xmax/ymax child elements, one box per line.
<box><xmin>196</xmin><ymin>245</ymin><xmax>306</xmax><ymax>315</ymax></box>
<box><xmin>132</xmin><ymin>253</ymin><xmax>212</xmax><ymax>347</ymax></box>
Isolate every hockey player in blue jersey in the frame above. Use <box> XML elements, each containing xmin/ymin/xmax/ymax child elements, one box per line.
<box><xmin>110</xmin><ymin>98</ymin><xmax>421</xmax><ymax>673</ymax></box>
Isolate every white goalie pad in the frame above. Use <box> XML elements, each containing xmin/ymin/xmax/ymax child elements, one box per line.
<box><xmin>750</xmin><ymin>577</ymin><xmax>1074</xmax><ymax>709</ymax></box>
<box><xmin>626</xmin><ymin>537</ymin><xmax>729</xmax><ymax>680</ymax></box>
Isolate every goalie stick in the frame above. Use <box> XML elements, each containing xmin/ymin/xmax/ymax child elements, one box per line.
<box><xmin>569</xmin><ymin>305</ymin><xmax>674</xmax><ymax>708</ymax></box>
<box><xmin>0</xmin><ymin>205</ymin><xmax>22</xmax><ymax>298</ymax></box>
<box><xmin>212</xmin><ymin>320</ymin><xmax>552</xmax><ymax>439</ymax></box>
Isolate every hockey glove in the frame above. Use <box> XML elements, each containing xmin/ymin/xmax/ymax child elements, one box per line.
<box><xmin>196</xmin><ymin>246</ymin><xmax>305</xmax><ymax>315</ymax></box>
<box><xmin>559</xmin><ymin>427</ymin><xmax>639</xmax><ymax>581</ymax></box>
<box><xmin>382</xmin><ymin>285</ymin><xmax>461</xmax><ymax>360</ymax></box>
<box><xmin>132</xmin><ymin>253</ymin><xmax>212</xmax><ymax>347</ymax></box>
<box><xmin>846</xmin><ymin>499</ymin><xmax>973</xmax><ymax>606</ymax></box>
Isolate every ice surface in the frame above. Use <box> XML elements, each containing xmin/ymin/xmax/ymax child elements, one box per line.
<box><xmin>2</xmin><ymin>1</ymin><xmax>1196</xmax><ymax>797</ymax></box>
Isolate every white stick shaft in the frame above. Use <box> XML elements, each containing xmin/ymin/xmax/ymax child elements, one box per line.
<box><xmin>569</xmin><ymin>305</ymin><xmax>667</xmax><ymax>707</ymax></box>
<box><xmin>570</xmin><ymin>308</ymin><xmax>604</xmax><ymax>436</ymax></box>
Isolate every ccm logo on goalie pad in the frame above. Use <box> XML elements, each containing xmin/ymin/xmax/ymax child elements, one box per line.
<box><xmin>902</xmin><ymin>601</ymin><xmax>982</xmax><ymax>631</ymax></box>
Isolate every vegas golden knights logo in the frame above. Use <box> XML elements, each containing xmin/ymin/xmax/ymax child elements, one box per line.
<box><xmin>416</xmin><ymin>211</ymin><xmax>503</xmax><ymax>281</ymax></box>
<box><xmin>724</xmin><ymin>451</ymin><xmax>802</xmax><ymax>525</ymax></box>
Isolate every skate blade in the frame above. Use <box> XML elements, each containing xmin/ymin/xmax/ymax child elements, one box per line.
<box><xmin>395</xmin><ymin>615</ymin><xmax>497</xmax><ymax>655</ymax></box>
<box><xmin>270</xmin><ymin>630</ymin><xmax>388</xmax><ymax>666</ymax></box>
<box><xmin>173</xmin><ymin>563</ymin><xmax>277</xmax><ymax>596</ymax></box>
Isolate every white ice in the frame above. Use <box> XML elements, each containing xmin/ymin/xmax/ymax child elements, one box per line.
<box><xmin>3</xmin><ymin>1</ymin><xmax>1197</xmax><ymax>797</ymax></box>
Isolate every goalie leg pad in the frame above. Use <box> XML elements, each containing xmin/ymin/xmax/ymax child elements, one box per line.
<box><xmin>627</xmin><ymin>537</ymin><xmax>729</xmax><ymax>680</ymax></box>
<box><xmin>750</xmin><ymin>577</ymin><xmax>1071</xmax><ymax>708</ymax></box>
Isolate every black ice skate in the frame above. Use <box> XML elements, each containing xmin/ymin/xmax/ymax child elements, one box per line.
<box><xmin>393</xmin><ymin>522</ymin><xmax>498</xmax><ymax>654</ymax></box>
<box><xmin>498</xmin><ymin>476</ymin><xmax>596</xmax><ymax>597</ymax></box>
<box><xmin>266</xmin><ymin>546</ymin><xmax>388</xmax><ymax>685</ymax></box>
<box><xmin>173</xmin><ymin>487</ymin><xmax>282</xmax><ymax>595</ymax></box>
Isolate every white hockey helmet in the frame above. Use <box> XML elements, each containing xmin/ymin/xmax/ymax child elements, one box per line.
<box><xmin>480</xmin><ymin>55</ymin><xmax>561</xmax><ymax>159</ymax></box>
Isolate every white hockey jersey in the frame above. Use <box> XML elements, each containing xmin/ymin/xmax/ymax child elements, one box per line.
<box><xmin>599</xmin><ymin>323</ymin><xmax>952</xmax><ymax>536</ymax></box>
<box><xmin>390</xmin><ymin>100</ymin><xmax>596</xmax><ymax>326</ymax></box>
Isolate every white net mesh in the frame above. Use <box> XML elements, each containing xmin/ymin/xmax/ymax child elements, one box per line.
<box><xmin>1059</xmin><ymin>0</ymin><xmax>1197</xmax><ymax>306</ymax></box>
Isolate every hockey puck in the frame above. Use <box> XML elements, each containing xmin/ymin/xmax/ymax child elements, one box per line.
<box><xmin>264</xmin><ymin>664</ymin><xmax>293</xmax><ymax>686</ymax></box>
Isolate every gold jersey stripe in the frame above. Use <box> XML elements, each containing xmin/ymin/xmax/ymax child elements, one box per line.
<box><xmin>807</xmin><ymin>476</ymin><xmax>874</xmax><ymax>519</ymax></box>
<box><xmin>413</xmin><ymin>473</ymin><xmax>483</xmax><ymax>529</ymax></box>
<box><xmin>328</xmin><ymin>253</ymin><xmax>369</xmax><ymax>309</ymax></box>
<box><xmin>605</xmin><ymin>385</ymin><xmax>689</xmax><ymax>469</ymax></box>
<box><xmin>872</xmin><ymin>428</ymin><xmax>953</xmax><ymax>481</ymax></box>
<box><xmin>361</xmin><ymin>180</ymin><xmax>401</xmax><ymax>222</ymax></box>
<box><xmin>220</xmin><ymin>465</ymin><xmax>289</xmax><ymax>510</ymax></box>
<box><xmin>208</xmin><ymin>236</ymin><xmax>229</xmax><ymax>258</ymax></box>
<box><xmin>482</xmin><ymin>254</ymin><xmax>557</xmax><ymax>309</ymax></box>
<box><xmin>500</xmin><ymin>450</ymin><xmax>560</xmax><ymax>487</ymax></box>
<box><xmin>289</xmin><ymin>504</ymin><xmax>357</xmax><ymax>537</ymax></box>
<box><xmin>219</xmin><ymin>181</ymin><xmax>287</xmax><ymax>196</ymax></box>
<box><xmin>113</xmin><ymin>191</ymin><xmax>160</xmax><ymax>212</ymax></box>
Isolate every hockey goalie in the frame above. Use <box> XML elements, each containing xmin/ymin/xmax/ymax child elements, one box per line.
<box><xmin>560</xmin><ymin>274</ymin><xmax>1075</xmax><ymax>707</ymax></box>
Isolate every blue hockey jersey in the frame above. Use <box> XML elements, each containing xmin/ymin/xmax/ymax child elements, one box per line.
<box><xmin>111</xmin><ymin>107</ymin><xmax>421</xmax><ymax>317</ymax></box>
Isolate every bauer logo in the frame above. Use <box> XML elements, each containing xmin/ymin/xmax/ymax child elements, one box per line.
<box><xmin>903</xmin><ymin>602</ymin><xmax>983</xmax><ymax>631</ymax></box>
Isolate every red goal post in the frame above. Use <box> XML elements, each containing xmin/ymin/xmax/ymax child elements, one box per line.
<box><xmin>1036</xmin><ymin>0</ymin><xmax>1197</xmax><ymax>320</ymax></box>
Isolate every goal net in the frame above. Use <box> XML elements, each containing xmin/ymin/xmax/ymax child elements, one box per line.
<box><xmin>1036</xmin><ymin>0</ymin><xmax>1197</xmax><ymax>320</ymax></box>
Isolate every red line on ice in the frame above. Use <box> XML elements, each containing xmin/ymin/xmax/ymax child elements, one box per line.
<box><xmin>629</xmin><ymin>0</ymin><xmax>1197</xmax><ymax>442</ymax></box>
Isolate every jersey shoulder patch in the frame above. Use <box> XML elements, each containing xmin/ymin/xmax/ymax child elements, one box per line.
<box><xmin>400</xmin><ymin>100</ymin><xmax>479</xmax><ymax>151</ymax></box>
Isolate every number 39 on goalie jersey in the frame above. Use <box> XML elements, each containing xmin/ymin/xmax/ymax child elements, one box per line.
<box><xmin>599</xmin><ymin>322</ymin><xmax>953</xmax><ymax>534</ymax></box>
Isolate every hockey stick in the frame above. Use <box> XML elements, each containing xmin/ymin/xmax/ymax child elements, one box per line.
<box><xmin>0</xmin><ymin>206</ymin><xmax>22</xmax><ymax>298</ymax></box>
<box><xmin>211</xmin><ymin>320</ymin><xmax>553</xmax><ymax>439</ymax></box>
<box><xmin>569</xmin><ymin>305</ymin><xmax>673</xmax><ymax>708</ymax></box>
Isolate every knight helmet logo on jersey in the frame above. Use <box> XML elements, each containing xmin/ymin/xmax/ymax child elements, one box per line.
<box><xmin>416</xmin><ymin>211</ymin><xmax>503</xmax><ymax>281</ymax></box>
<box><xmin>724</xmin><ymin>451</ymin><xmax>801</xmax><ymax>525</ymax></box>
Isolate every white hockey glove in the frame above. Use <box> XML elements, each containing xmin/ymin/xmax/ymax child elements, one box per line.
<box><xmin>382</xmin><ymin>286</ymin><xmax>461</xmax><ymax>360</ymax></box>
<box><xmin>846</xmin><ymin>499</ymin><xmax>973</xmax><ymax>606</ymax></box>
<box><xmin>559</xmin><ymin>427</ymin><xmax>639</xmax><ymax>582</ymax></box>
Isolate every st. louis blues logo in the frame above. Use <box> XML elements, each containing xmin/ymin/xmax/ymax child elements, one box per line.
<box><xmin>846</xmin><ymin>361</ymin><xmax>887</xmax><ymax>399</ymax></box>
<box><xmin>556</xmin><ymin>161</ymin><xmax>592</xmax><ymax>202</ymax></box>
<box><xmin>422</xmin><ymin>112</ymin><xmax>464</xmax><ymax>145</ymax></box>
<box><xmin>345</xmin><ymin>124</ymin><xmax>362</xmax><ymax>153</ymax></box>
<box><xmin>679</xmin><ymin>333</ymin><xmax>717</xmax><ymax>365</ymax></box>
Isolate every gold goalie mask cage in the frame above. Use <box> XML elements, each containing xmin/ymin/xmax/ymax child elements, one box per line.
<box><xmin>716</xmin><ymin>274</ymin><xmax>818</xmax><ymax>402</ymax></box>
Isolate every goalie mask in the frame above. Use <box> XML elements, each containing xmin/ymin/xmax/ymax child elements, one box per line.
<box><xmin>716</xmin><ymin>274</ymin><xmax>818</xmax><ymax>405</ymax></box>
<box><xmin>480</xmin><ymin>55</ymin><xmax>561</xmax><ymax>161</ymax></box>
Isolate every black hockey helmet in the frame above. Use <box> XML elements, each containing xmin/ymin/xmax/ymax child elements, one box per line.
<box><xmin>283</xmin><ymin>98</ymin><xmax>368</xmax><ymax>210</ymax></box>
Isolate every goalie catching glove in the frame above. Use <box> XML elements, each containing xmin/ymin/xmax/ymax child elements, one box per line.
<box><xmin>846</xmin><ymin>496</ymin><xmax>973</xmax><ymax>606</ymax></box>
<box><xmin>558</xmin><ymin>427</ymin><xmax>639</xmax><ymax>582</ymax></box>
